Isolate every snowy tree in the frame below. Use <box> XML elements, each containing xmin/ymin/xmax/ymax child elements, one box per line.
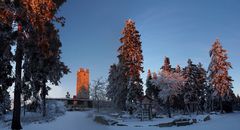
<box><xmin>145</xmin><ymin>69</ymin><xmax>159</xmax><ymax>100</ymax></box>
<box><xmin>208</xmin><ymin>39</ymin><xmax>233</xmax><ymax>113</ymax></box>
<box><xmin>118</xmin><ymin>19</ymin><xmax>144</xmax><ymax>108</ymax></box>
<box><xmin>152</xmin><ymin>72</ymin><xmax>158</xmax><ymax>80</ymax></box>
<box><xmin>234</xmin><ymin>94</ymin><xmax>240</xmax><ymax>110</ymax></box>
<box><xmin>0</xmin><ymin>12</ymin><xmax>14</xmax><ymax>116</ymax></box>
<box><xmin>22</xmin><ymin>23</ymin><xmax>69</xmax><ymax>117</ymax></box>
<box><xmin>107</xmin><ymin>63</ymin><xmax>128</xmax><ymax>110</ymax></box>
<box><xmin>196</xmin><ymin>63</ymin><xmax>208</xmax><ymax>112</ymax></box>
<box><xmin>66</xmin><ymin>92</ymin><xmax>70</xmax><ymax>99</ymax></box>
<box><xmin>0</xmin><ymin>49</ymin><xmax>13</xmax><ymax>115</ymax></box>
<box><xmin>161</xmin><ymin>57</ymin><xmax>173</xmax><ymax>73</ymax></box>
<box><xmin>146</xmin><ymin>69</ymin><xmax>153</xmax><ymax>97</ymax></box>
<box><xmin>0</xmin><ymin>90</ymin><xmax>11</xmax><ymax>115</ymax></box>
<box><xmin>175</xmin><ymin>65</ymin><xmax>181</xmax><ymax>73</ymax></box>
<box><xmin>152</xmin><ymin>71</ymin><xmax>185</xmax><ymax>118</ymax></box>
<box><xmin>0</xmin><ymin>24</ymin><xmax>14</xmax><ymax>115</ymax></box>
<box><xmin>21</xmin><ymin>75</ymin><xmax>32</xmax><ymax>116</ymax></box>
<box><xmin>0</xmin><ymin>1</ymin><xmax>67</xmax><ymax>129</ymax></box>
<box><xmin>91</xmin><ymin>78</ymin><xmax>107</xmax><ymax>112</ymax></box>
<box><xmin>171</xmin><ymin>65</ymin><xmax>185</xmax><ymax>110</ymax></box>
<box><xmin>182</xmin><ymin>59</ymin><xmax>206</xmax><ymax>113</ymax></box>
<box><xmin>159</xmin><ymin>57</ymin><xmax>181</xmax><ymax>110</ymax></box>
<box><xmin>106</xmin><ymin>64</ymin><xmax>117</xmax><ymax>101</ymax></box>
<box><xmin>182</xmin><ymin>59</ymin><xmax>194</xmax><ymax>101</ymax></box>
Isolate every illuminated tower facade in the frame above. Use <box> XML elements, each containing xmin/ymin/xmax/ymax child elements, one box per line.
<box><xmin>76</xmin><ymin>68</ymin><xmax>89</xmax><ymax>99</ymax></box>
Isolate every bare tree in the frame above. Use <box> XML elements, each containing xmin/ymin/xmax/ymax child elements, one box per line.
<box><xmin>90</xmin><ymin>78</ymin><xmax>107</xmax><ymax>112</ymax></box>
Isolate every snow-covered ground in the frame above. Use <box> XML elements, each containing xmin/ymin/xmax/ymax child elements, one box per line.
<box><xmin>0</xmin><ymin>100</ymin><xmax>67</xmax><ymax>130</ymax></box>
<box><xmin>1</xmin><ymin>111</ymin><xmax>240</xmax><ymax>130</ymax></box>
<box><xmin>22</xmin><ymin>111</ymin><xmax>106</xmax><ymax>130</ymax></box>
<box><xmin>0</xmin><ymin>112</ymin><xmax>240</xmax><ymax>130</ymax></box>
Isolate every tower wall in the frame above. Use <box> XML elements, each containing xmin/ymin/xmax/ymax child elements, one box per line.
<box><xmin>76</xmin><ymin>68</ymin><xmax>89</xmax><ymax>99</ymax></box>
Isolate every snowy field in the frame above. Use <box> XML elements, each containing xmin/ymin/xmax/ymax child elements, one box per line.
<box><xmin>1</xmin><ymin>111</ymin><xmax>240</xmax><ymax>130</ymax></box>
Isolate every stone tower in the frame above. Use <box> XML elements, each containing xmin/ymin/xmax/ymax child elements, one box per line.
<box><xmin>76</xmin><ymin>68</ymin><xmax>89</xmax><ymax>99</ymax></box>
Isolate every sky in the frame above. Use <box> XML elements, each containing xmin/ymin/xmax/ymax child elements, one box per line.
<box><xmin>48</xmin><ymin>0</ymin><xmax>240</xmax><ymax>98</ymax></box>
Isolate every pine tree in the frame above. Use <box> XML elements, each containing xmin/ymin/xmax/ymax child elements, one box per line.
<box><xmin>119</xmin><ymin>19</ymin><xmax>144</xmax><ymax>107</ymax></box>
<box><xmin>146</xmin><ymin>69</ymin><xmax>159</xmax><ymax>100</ymax></box>
<box><xmin>0</xmin><ymin>1</ymin><xmax>67</xmax><ymax>129</ymax></box>
<box><xmin>161</xmin><ymin>57</ymin><xmax>172</xmax><ymax>73</ymax></box>
<box><xmin>107</xmin><ymin>63</ymin><xmax>128</xmax><ymax>110</ymax></box>
<box><xmin>208</xmin><ymin>39</ymin><xmax>233</xmax><ymax>113</ymax></box>
<box><xmin>235</xmin><ymin>95</ymin><xmax>240</xmax><ymax>109</ymax></box>
<box><xmin>146</xmin><ymin>69</ymin><xmax>153</xmax><ymax>97</ymax></box>
<box><xmin>22</xmin><ymin>22</ymin><xmax>69</xmax><ymax>117</ymax></box>
<box><xmin>183</xmin><ymin>59</ymin><xmax>198</xmax><ymax>103</ymax></box>
<box><xmin>0</xmin><ymin>12</ymin><xmax>14</xmax><ymax>116</ymax></box>
<box><xmin>172</xmin><ymin>65</ymin><xmax>185</xmax><ymax>110</ymax></box>
<box><xmin>182</xmin><ymin>59</ymin><xmax>205</xmax><ymax>113</ymax></box>
<box><xmin>0</xmin><ymin>90</ymin><xmax>11</xmax><ymax>115</ymax></box>
<box><xmin>0</xmin><ymin>49</ymin><xmax>13</xmax><ymax>115</ymax></box>
<box><xmin>175</xmin><ymin>65</ymin><xmax>181</xmax><ymax>73</ymax></box>
<box><xmin>152</xmin><ymin>72</ymin><xmax>158</xmax><ymax>80</ymax></box>
<box><xmin>196</xmin><ymin>63</ymin><xmax>207</xmax><ymax>112</ymax></box>
<box><xmin>106</xmin><ymin>64</ymin><xmax>117</xmax><ymax>102</ymax></box>
<box><xmin>0</xmin><ymin>43</ymin><xmax>12</xmax><ymax>115</ymax></box>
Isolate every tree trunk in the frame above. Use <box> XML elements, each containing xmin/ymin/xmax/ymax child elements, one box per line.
<box><xmin>42</xmin><ymin>85</ymin><xmax>47</xmax><ymax>117</ymax></box>
<box><xmin>211</xmin><ymin>98</ymin><xmax>214</xmax><ymax>112</ymax></box>
<box><xmin>23</xmin><ymin>100</ymin><xmax>26</xmax><ymax>116</ymax></box>
<box><xmin>97</xmin><ymin>100</ymin><xmax>100</xmax><ymax>112</ymax></box>
<box><xmin>11</xmin><ymin>41</ymin><xmax>23</xmax><ymax>130</ymax></box>
<box><xmin>167</xmin><ymin>97</ymin><xmax>171</xmax><ymax>118</ymax></box>
<box><xmin>196</xmin><ymin>103</ymin><xmax>199</xmax><ymax>115</ymax></box>
<box><xmin>220</xmin><ymin>97</ymin><xmax>223</xmax><ymax>114</ymax></box>
<box><xmin>185</xmin><ymin>103</ymin><xmax>190</xmax><ymax>115</ymax></box>
<box><xmin>149</xmin><ymin>104</ymin><xmax>152</xmax><ymax>120</ymax></box>
<box><xmin>42</xmin><ymin>95</ymin><xmax>46</xmax><ymax>117</ymax></box>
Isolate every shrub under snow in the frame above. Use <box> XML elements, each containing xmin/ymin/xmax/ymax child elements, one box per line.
<box><xmin>46</xmin><ymin>100</ymin><xmax>66</xmax><ymax>116</ymax></box>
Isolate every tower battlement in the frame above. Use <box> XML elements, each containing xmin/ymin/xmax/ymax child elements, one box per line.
<box><xmin>78</xmin><ymin>68</ymin><xmax>89</xmax><ymax>73</ymax></box>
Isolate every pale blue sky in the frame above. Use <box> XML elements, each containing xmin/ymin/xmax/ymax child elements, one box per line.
<box><xmin>48</xmin><ymin>0</ymin><xmax>240</xmax><ymax>97</ymax></box>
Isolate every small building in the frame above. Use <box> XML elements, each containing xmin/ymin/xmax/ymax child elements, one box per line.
<box><xmin>137</xmin><ymin>95</ymin><xmax>153</xmax><ymax>121</ymax></box>
<box><xmin>46</xmin><ymin>98</ymin><xmax>93</xmax><ymax>109</ymax></box>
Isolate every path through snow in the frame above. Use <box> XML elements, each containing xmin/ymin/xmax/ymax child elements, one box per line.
<box><xmin>23</xmin><ymin>111</ymin><xmax>107</xmax><ymax>130</ymax></box>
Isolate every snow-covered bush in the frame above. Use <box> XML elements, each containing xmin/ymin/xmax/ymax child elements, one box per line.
<box><xmin>0</xmin><ymin>91</ymin><xmax>11</xmax><ymax>115</ymax></box>
<box><xmin>46</xmin><ymin>101</ymin><xmax>66</xmax><ymax>116</ymax></box>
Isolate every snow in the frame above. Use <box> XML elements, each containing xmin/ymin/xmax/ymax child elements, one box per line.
<box><xmin>47</xmin><ymin>101</ymin><xmax>66</xmax><ymax>116</ymax></box>
<box><xmin>21</xmin><ymin>112</ymin><xmax>106</xmax><ymax>130</ymax></box>
<box><xmin>0</xmin><ymin>100</ymin><xmax>66</xmax><ymax>129</ymax></box>
<box><xmin>1</xmin><ymin>111</ymin><xmax>240</xmax><ymax>130</ymax></box>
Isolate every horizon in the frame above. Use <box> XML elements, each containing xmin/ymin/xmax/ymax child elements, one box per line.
<box><xmin>46</xmin><ymin>0</ymin><xmax>240</xmax><ymax>98</ymax></box>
